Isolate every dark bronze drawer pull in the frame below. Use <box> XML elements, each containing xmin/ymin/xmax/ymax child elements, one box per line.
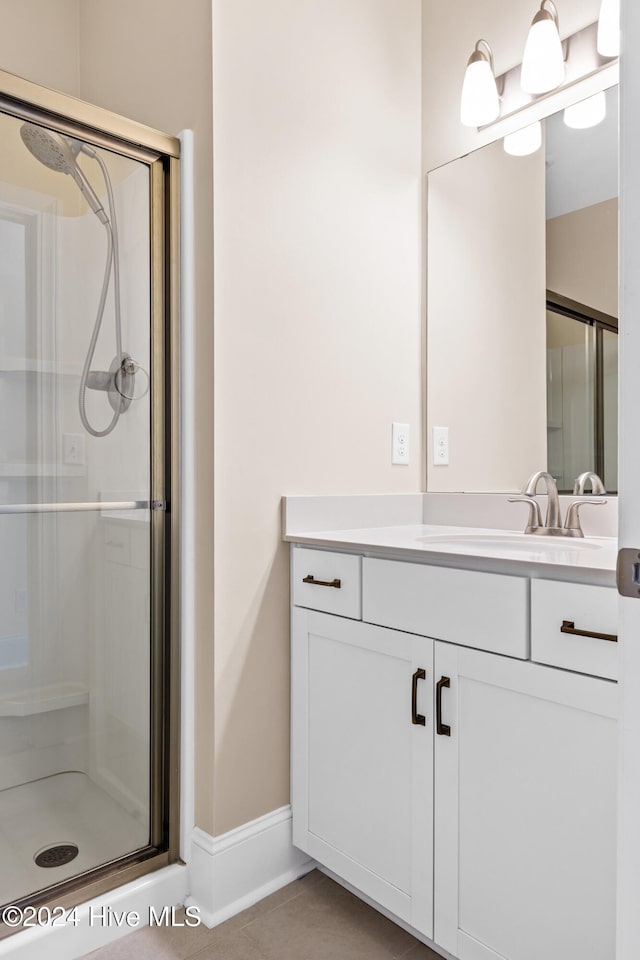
<box><xmin>560</xmin><ymin>620</ymin><xmax>618</xmax><ymax>643</ymax></box>
<box><xmin>302</xmin><ymin>575</ymin><xmax>341</xmax><ymax>589</ymax></box>
<box><xmin>411</xmin><ymin>668</ymin><xmax>426</xmax><ymax>726</ymax></box>
<box><xmin>436</xmin><ymin>676</ymin><xmax>451</xmax><ymax>736</ymax></box>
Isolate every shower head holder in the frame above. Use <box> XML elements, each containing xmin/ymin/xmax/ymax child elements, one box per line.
<box><xmin>86</xmin><ymin>354</ymin><xmax>149</xmax><ymax>413</ymax></box>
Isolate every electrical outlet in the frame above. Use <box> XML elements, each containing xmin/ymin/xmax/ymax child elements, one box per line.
<box><xmin>63</xmin><ymin>433</ymin><xmax>85</xmax><ymax>466</ymax></box>
<box><xmin>432</xmin><ymin>426</ymin><xmax>449</xmax><ymax>466</ymax></box>
<box><xmin>392</xmin><ymin>422</ymin><xmax>410</xmax><ymax>465</ymax></box>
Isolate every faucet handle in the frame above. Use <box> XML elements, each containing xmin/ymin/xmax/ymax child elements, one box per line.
<box><xmin>508</xmin><ymin>496</ymin><xmax>543</xmax><ymax>534</ymax></box>
<box><xmin>564</xmin><ymin>499</ymin><xmax>607</xmax><ymax>537</ymax></box>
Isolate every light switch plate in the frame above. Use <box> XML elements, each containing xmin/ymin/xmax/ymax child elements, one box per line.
<box><xmin>433</xmin><ymin>426</ymin><xmax>449</xmax><ymax>466</ymax></box>
<box><xmin>392</xmin><ymin>422</ymin><xmax>410</xmax><ymax>465</ymax></box>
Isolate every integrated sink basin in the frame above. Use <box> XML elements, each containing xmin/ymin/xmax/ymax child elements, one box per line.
<box><xmin>410</xmin><ymin>529</ymin><xmax>617</xmax><ymax>567</ymax></box>
<box><xmin>416</xmin><ymin>533</ymin><xmax>604</xmax><ymax>552</ymax></box>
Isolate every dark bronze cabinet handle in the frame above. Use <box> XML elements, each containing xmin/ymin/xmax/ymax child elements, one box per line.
<box><xmin>302</xmin><ymin>575</ymin><xmax>341</xmax><ymax>589</ymax></box>
<box><xmin>560</xmin><ymin>620</ymin><xmax>618</xmax><ymax>644</ymax></box>
<box><xmin>436</xmin><ymin>676</ymin><xmax>451</xmax><ymax>736</ymax></box>
<box><xmin>412</xmin><ymin>668</ymin><xmax>426</xmax><ymax>726</ymax></box>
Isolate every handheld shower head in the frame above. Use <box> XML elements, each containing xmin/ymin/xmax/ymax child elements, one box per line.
<box><xmin>20</xmin><ymin>123</ymin><xmax>109</xmax><ymax>224</ymax></box>
<box><xmin>20</xmin><ymin>123</ymin><xmax>78</xmax><ymax>172</ymax></box>
<box><xmin>21</xmin><ymin>122</ymin><xmax>130</xmax><ymax>438</ymax></box>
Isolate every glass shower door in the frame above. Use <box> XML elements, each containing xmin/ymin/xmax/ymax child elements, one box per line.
<box><xmin>0</xmin><ymin>108</ymin><xmax>160</xmax><ymax>906</ymax></box>
<box><xmin>546</xmin><ymin>309</ymin><xmax>595</xmax><ymax>492</ymax></box>
<box><xmin>546</xmin><ymin>305</ymin><xmax>618</xmax><ymax>493</ymax></box>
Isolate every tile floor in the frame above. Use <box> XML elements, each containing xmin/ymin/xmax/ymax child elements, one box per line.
<box><xmin>85</xmin><ymin>870</ymin><xmax>443</xmax><ymax>960</ymax></box>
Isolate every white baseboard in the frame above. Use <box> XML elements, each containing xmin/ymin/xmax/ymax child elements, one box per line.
<box><xmin>186</xmin><ymin>804</ymin><xmax>315</xmax><ymax>928</ymax></box>
<box><xmin>0</xmin><ymin>864</ymin><xmax>188</xmax><ymax>960</ymax></box>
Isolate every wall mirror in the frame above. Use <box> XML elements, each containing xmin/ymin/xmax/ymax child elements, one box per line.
<box><xmin>426</xmin><ymin>85</ymin><xmax>618</xmax><ymax>494</ymax></box>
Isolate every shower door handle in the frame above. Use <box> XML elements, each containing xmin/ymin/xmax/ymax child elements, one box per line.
<box><xmin>0</xmin><ymin>500</ymin><xmax>148</xmax><ymax>515</ymax></box>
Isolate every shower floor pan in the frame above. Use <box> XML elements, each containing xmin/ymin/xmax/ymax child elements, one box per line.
<box><xmin>0</xmin><ymin>771</ymin><xmax>148</xmax><ymax>906</ymax></box>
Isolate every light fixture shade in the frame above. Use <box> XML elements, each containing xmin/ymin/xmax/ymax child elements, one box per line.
<box><xmin>597</xmin><ymin>0</ymin><xmax>620</xmax><ymax>57</ymax></box>
<box><xmin>460</xmin><ymin>46</ymin><xmax>500</xmax><ymax>127</ymax></box>
<box><xmin>504</xmin><ymin>121</ymin><xmax>542</xmax><ymax>157</ymax></box>
<box><xmin>564</xmin><ymin>91</ymin><xmax>607</xmax><ymax>129</ymax></box>
<box><xmin>521</xmin><ymin>4</ymin><xmax>565</xmax><ymax>95</ymax></box>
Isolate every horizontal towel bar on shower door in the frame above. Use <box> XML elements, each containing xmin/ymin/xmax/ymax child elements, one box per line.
<box><xmin>0</xmin><ymin>500</ymin><xmax>150</xmax><ymax>515</ymax></box>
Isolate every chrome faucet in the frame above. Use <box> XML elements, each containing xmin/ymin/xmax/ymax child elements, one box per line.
<box><xmin>508</xmin><ymin>470</ymin><xmax>606</xmax><ymax>537</ymax></box>
<box><xmin>572</xmin><ymin>471</ymin><xmax>607</xmax><ymax>496</ymax></box>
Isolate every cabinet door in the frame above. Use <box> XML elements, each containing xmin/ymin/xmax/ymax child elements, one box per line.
<box><xmin>292</xmin><ymin>608</ymin><xmax>433</xmax><ymax>936</ymax></box>
<box><xmin>434</xmin><ymin>642</ymin><xmax>618</xmax><ymax>960</ymax></box>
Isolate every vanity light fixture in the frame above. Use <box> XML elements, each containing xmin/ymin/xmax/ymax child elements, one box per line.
<box><xmin>503</xmin><ymin>121</ymin><xmax>542</xmax><ymax>157</ymax></box>
<box><xmin>460</xmin><ymin>40</ymin><xmax>501</xmax><ymax>128</ymax></box>
<box><xmin>564</xmin><ymin>90</ymin><xmax>607</xmax><ymax>129</ymax></box>
<box><xmin>459</xmin><ymin>5</ymin><xmax>618</xmax><ymax>136</ymax></box>
<box><xmin>521</xmin><ymin>1</ymin><xmax>565</xmax><ymax>95</ymax></box>
<box><xmin>597</xmin><ymin>0</ymin><xmax>620</xmax><ymax>57</ymax></box>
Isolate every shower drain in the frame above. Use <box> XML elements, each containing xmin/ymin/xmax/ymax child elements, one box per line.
<box><xmin>34</xmin><ymin>843</ymin><xmax>79</xmax><ymax>868</ymax></box>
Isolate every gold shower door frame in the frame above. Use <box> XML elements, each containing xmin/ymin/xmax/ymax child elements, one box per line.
<box><xmin>0</xmin><ymin>69</ymin><xmax>181</xmax><ymax>928</ymax></box>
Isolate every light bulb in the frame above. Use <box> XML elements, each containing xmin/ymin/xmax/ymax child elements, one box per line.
<box><xmin>504</xmin><ymin>121</ymin><xmax>542</xmax><ymax>157</ymax></box>
<box><xmin>598</xmin><ymin>0</ymin><xmax>620</xmax><ymax>57</ymax></box>
<box><xmin>460</xmin><ymin>41</ymin><xmax>500</xmax><ymax>128</ymax></box>
<box><xmin>564</xmin><ymin>91</ymin><xmax>607</xmax><ymax>129</ymax></box>
<box><xmin>521</xmin><ymin>3</ymin><xmax>565</xmax><ymax>95</ymax></box>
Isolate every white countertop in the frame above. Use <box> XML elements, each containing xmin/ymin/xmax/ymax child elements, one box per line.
<box><xmin>284</xmin><ymin>523</ymin><xmax>619</xmax><ymax>587</ymax></box>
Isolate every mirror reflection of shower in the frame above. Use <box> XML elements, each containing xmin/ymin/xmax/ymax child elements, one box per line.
<box><xmin>19</xmin><ymin>123</ymin><xmax>149</xmax><ymax>437</ymax></box>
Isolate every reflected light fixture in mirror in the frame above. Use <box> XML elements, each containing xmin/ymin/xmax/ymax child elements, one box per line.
<box><xmin>460</xmin><ymin>40</ymin><xmax>500</xmax><ymax>128</ymax></box>
<box><xmin>521</xmin><ymin>1</ymin><xmax>565</xmax><ymax>95</ymax></box>
<box><xmin>598</xmin><ymin>0</ymin><xmax>620</xmax><ymax>57</ymax></box>
<box><xmin>504</xmin><ymin>121</ymin><xmax>543</xmax><ymax>157</ymax></box>
<box><xmin>564</xmin><ymin>91</ymin><xmax>607</xmax><ymax>129</ymax></box>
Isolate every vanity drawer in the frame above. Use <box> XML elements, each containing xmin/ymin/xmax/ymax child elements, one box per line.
<box><xmin>531</xmin><ymin>580</ymin><xmax>618</xmax><ymax>680</ymax></box>
<box><xmin>292</xmin><ymin>548</ymin><xmax>361</xmax><ymax>619</ymax></box>
<box><xmin>362</xmin><ymin>558</ymin><xmax>529</xmax><ymax>658</ymax></box>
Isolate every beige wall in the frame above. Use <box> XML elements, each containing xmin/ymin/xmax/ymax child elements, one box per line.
<box><xmin>426</xmin><ymin>140</ymin><xmax>547</xmax><ymax>492</ymax></box>
<box><xmin>547</xmin><ymin>198</ymin><xmax>619</xmax><ymax>318</ymax></box>
<box><xmin>0</xmin><ymin>0</ymin><xmax>80</xmax><ymax>95</ymax></box>
<box><xmin>212</xmin><ymin>0</ymin><xmax>422</xmax><ymax>833</ymax></box>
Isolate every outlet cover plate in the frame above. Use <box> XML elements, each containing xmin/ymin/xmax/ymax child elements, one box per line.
<box><xmin>392</xmin><ymin>422</ymin><xmax>410</xmax><ymax>465</ymax></box>
<box><xmin>433</xmin><ymin>426</ymin><xmax>449</xmax><ymax>466</ymax></box>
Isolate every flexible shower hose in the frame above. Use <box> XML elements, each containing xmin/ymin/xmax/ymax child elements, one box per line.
<box><xmin>77</xmin><ymin>150</ymin><xmax>124</xmax><ymax>438</ymax></box>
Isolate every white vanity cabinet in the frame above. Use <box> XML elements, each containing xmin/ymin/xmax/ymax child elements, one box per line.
<box><xmin>433</xmin><ymin>642</ymin><xmax>617</xmax><ymax>960</ymax></box>
<box><xmin>291</xmin><ymin>606</ymin><xmax>434</xmax><ymax>936</ymax></box>
<box><xmin>290</xmin><ymin>544</ymin><xmax>619</xmax><ymax>960</ymax></box>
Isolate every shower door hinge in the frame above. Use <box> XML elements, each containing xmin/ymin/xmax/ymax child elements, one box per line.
<box><xmin>617</xmin><ymin>547</ymin><xmax>640</xmax><ymax>597</ymax></box>
<box><xmin>151</xmin><ymin>500</ymin><xmax>166</xmax><ymax>511</ymax></box>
